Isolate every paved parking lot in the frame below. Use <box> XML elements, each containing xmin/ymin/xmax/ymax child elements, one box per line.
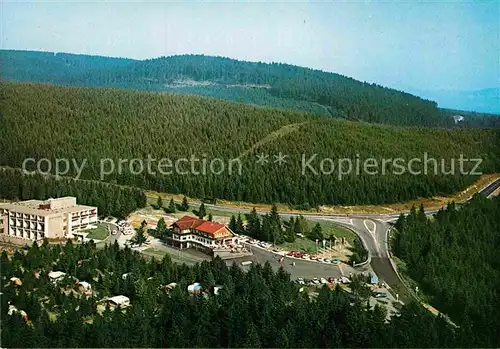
<box><xmin>230</xmin><ymin>244</ymin><xmax>368</xmax><ymax>280</ymax></box>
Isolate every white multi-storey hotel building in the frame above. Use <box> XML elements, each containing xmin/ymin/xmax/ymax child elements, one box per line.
<box><xmin>0</xmin><ymin>197</ymin><xmax>98</xmax><ymax>241</ymax></box>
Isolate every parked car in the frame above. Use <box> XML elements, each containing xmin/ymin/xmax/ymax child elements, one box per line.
<box><xmin>374</xmin><ymin>292</ymin><xmax>387</xmax><ymax>298</ymax></box>
<box><xmin>312</xmin><ymin>277</ymin><xmax>320</xmax><ymax>284</ymax></box>
<box><xmin>320</xmin><ymin>278</ymin><xmax>328</xmax><ymax>284</ymax></box>
<box><xmin>297</xmin><ymin>278</ymin><xmax>305</xmax><ymax>285</ymax></box>
<box><xmin>331</xmin><ymin>258</ymin><xmax>341</xmax><ymax>265</ymax></box>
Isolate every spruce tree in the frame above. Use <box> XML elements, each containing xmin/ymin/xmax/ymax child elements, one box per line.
<box><xmin>132</xmin><ymin>224</ymin><xmax>147</xmax><ymax>246</ymax></box>
<box><xmin>168</xmin><ymin>198</ymin><xmax>176</xmax><ymax>213</ymax></box>
<box><xmin>229</xmin><ymin>215</ymin><xmax>237</xmax><ymax>233</ymax></box>
<box><xmin>157</xmin><ymin>218</ymin><xmax>166</xmax><ymax>234</ymax></box>
<box><xmin>198</xmin><ymin>203</ymin><xmax>206</xmax><ymax>218</ymax></box>
<box><xmin>246</xmin><ymin>208</ymin><xmax>261</xmax><ymax>239</ymax></box>
<box><xmin>180</xmin><ymin>196</ymin><xmax>189</xmax><ymax>211</ymax></box>
<box><xmin>236</xmin><ymin>213</ymin><xmax>244</xmax><ymax>234</ymax></box>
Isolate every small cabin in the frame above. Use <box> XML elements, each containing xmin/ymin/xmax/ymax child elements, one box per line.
<box><xmin>76</xmin><ymin>281</ymin><xmax>92</xmax><ymax>295</ymax></box>
<box><xmin>10</xmin><ymin>277</ymin><xmax>22</xmax><ymax>286</ymax></box>
<box><xmin>48</xmin><ymin>271</ymin><xmax>66</xmax><ymax>282</ymax></box>
<box><xmin>187</xmin><ymin>283</ymin><xmax>202</xmax><ymax>294</ymax></box>
<box><xmin>106</xmin><ymin>295</ymin><xmax>130</xmax><ymax>309</ymax></box>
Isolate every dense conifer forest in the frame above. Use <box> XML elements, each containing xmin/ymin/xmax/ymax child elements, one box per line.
<box><xmin>393</xmin><ymin>196</ymin><xmax>500</xmax><ymax>347</ymax></box>
<box><xmin>0</xmin><ymin>168</ymin><xmax>147</xmax><ymax>218</ymax></box>
<box><xmin>0</xmin><ymin>50</ymin><xmax>134</xmax><ymax>83</ymax></box>
<box><xmin>1</xmin><ymin>82</ymin><xmax>499</xmax><ymax>206</ymax></box>
<box><xmin>0</xmin><ymin>49</ymin><xmax>480</xmax><ymax>127</ymax></box>
<box><xmin>0</xmin><ymin>241</ymin><xmax>466</xmax><ymax>348</ymax></box>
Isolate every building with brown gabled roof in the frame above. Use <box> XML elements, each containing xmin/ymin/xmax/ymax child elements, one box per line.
<box><xmin>171</xmin><ymin>216</ymin><xmax>204</xmax><ymax>231</ymax></box>
<box><xmin>169</xmin><ymin>215</ymin><xmax>234</xmax><ymax>251</ymax></box>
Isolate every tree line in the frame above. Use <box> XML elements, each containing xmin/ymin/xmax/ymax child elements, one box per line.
<box><xmin>0</xmin><ymin>168</ymin><xmax>146</xmax><ymax>218</ymax></box>
<box><xmin>2</xmin><ymin>82</ymin><xmax>499</xmax><ymax>207</ymax></box>
<box><xmin>228</xmin><ymin>205</ymin><xmax>323</xmax><ymax>244</ymax></box>
<box><xmin>392</xmin><ymin>196</ymin><xmax>500</xmax><ymax>347</ymax></box>
<box><xmin>0</xmin><ymin>50</ymin><xmax>468</xmax><ymax>127</ymax></box>
<box><xmin>1</xmin><ymin>240</ymin><xmax>472</xmax><ymax>348</ymax></box>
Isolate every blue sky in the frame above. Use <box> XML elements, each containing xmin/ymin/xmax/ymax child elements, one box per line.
<box><xmin>1</xmin><ymin>0</ymin><xmax>499</xmax><ymax>92</ymax></box>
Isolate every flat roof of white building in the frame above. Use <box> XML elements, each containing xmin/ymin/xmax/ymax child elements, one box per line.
<box><xmin>0</xmin><ymin>197</ymin><xmax>96</xmax><ymax>217</ymax></box>
<box><xmin>77</xmin><ymin>281</ymin><xmax>91</xmax><ymax>289</ymax></box>
<box><xmin>48</xmin><ymin>271</ymin><xmax>66</xmax><ymax>279</ymax></box>
<box><xmin>108</xmin><ymin>295</ymin><xmax>130</xmax><ymax>305</ymax></box>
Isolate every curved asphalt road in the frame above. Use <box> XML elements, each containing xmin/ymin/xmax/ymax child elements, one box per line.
<box><xmin>163</xmin><ymin>179</ymin><xmax>499</xmax><ymax>301</ymax></box>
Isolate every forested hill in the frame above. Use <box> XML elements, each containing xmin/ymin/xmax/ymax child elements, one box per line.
<box><xmin>393</xmin><ymin>196</ymin><xmax>500</xmax><ymax>347</ymax></box>
<box><xmin>1</xmin><ymin>49</ymin><xmax>451</xmax><ymax>127</ymax></box>
<box><xmin>1</xmin><ymin>82</ymin><xmax>499</xmax><ymax>207</ymax></box>
<box><xmin>0</xmin><ymin>50</ymin><xmax>134</xmax><ymax>83</ymax></box>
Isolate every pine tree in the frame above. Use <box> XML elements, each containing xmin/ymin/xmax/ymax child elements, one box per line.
<box><xmin>157</xmin><ymin>218</ymin><xmax>166</xmax><ymax>234</ymax></box>
<box><xmin>243</xmin><ymin>321</ymin><xmax>262</xmax><ymax>347</ymax></box>
<box><xmin>245</xmin><ymin>208</ymin><xmax>261</xmax><ymax>239</ymax></box>
<box><xmin>229</xmin><ymin>215</ymin><xmax>237</xmax><ymax>232</ymax></box>
<box><xmin>207</xmin><ymin>213</ymin><xmax>213</xmax><ymax>221</ymax></box>
<box><xmin>198</xmin><ymin>203</ymin><xmax>206</xmax><ymax>218</ymax></box>
<box><xmin>167</xmin><ymin>198</ymin><xmax>176</xmax><ymax>213</ymax></box>
<box><xmin>285</xmin><ymin>220</ymin><xmax>296</xmax><ymax>243</ymax></box>
<box><xmin>309</xmin><ymin>222</ymin><xmax>323</xmax><ymax>241</ymax></box>
<box><xmin>132</xmin><ymin>223</ymin><xmax>147</xmax><ymax>246</ymax></box>
<box><xmin>269</xmin><ymin>203</ymin><xmax>280</xmax><ymax>227</ymax></box>
<box><xmin>236</xmin><ymin>213</ymin><xmax>244</xmax><ymax>234</ymax></box>
<box><xmin>180</xmin><ymin>196</ymin><xmax>189</xmax><ymax>211</ymax></box>
<box><xmin>156</xmin><ymin>196</ymin><xmax>163</xmax><ymax>209</ymax></box>
<box><xmin>418</xmin><ymin>203</ymin><xmax>427</xmax><ymax>222</ymax></box>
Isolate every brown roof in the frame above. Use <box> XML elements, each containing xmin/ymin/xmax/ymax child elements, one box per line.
<box><xmin>172</xmin><ymin>215</ymin><xmax>204</xmax><ymax>230</ymax></box>
<box><xmin>172</xmin><ymin>216</ymin><xmax>234</xmax><ymax>238</ymax></box>
<box><xmin>196</xmin><ymin>221</ymin><xmax>226</xmax><ymax>235</ymax></box>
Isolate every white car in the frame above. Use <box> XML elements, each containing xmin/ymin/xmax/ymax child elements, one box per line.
<box><xmin>341</xmin><ymin>277</ymin><xmax>351</xmax><ymax>284</ymax></box>
<box><xmin>320</xmin><ymin>278</ymin><xmax>329</xmax><ymax>284</ymax></box>
<box><xmin>312</xmin><ymin>277</ymin><xmax>320</xmax><ymax>284</ymax></box>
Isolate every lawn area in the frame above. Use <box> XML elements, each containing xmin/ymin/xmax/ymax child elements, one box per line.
<box><xmin>142</xmin><ymin>247</ymin><xmax>200</xmax><ymax>265</ymax></box>
<box><xmin>279</xmin><ymin>237</ymin><xmax>317</xmax><ymax>254</ymax></box>
<box><xmin>85</xmin><ymin>223</ymin><xmax>109</xmax><ymax>241</ymax></box>
<box><xmin>278</xmin><ymin>221</ymin><xmax>355</xmax><ymax>253</ymax></box>
<box><xmin>315</xmin><ymin>221</ymin><xmax>356</xmax><ymax>245</ymax></box>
